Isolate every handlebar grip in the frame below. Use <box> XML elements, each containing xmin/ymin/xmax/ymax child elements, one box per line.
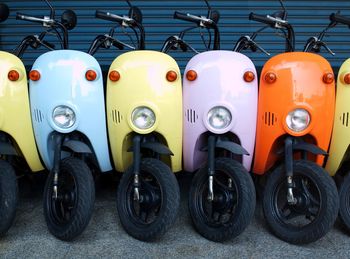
<box><xmin>249</xmin><ymin>12</ymin><xmax>275</xmax><ymax>26</ymax></box>
<box><xmin>16</xmin><ymin>13</ymin><xmax>45</xmax><ymax>24</ymax></box>
<box><xmin>95</xmin><ymin>10</ymin><xmax>123</xmax><ymax>23</ymax></box>
<box><xmin>173</xmin><ymin>11</ymin><xmax>198</xmax><ymax>23</ymax></box>
<box><xmin>330</xmin><ymin>13</ymin><xmax>350</xmax><ymax>26</ymax></box>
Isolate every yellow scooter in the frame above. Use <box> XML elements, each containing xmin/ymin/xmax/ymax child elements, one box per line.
<box><xmin>0</xmin><ymin>3</ymin><xmax>44</xmax><ymax>236</ymax></box>
<box><xmin>325</xmin><ymin>12</ymin><xmax>350</xmax><ymax>233</ymax></box>
<box><xmin>92</xmin><ymin>1</ymin><xmax>181</xmax><ymax>241</ymax></box>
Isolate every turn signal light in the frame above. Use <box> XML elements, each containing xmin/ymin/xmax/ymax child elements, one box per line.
<box><xmin>243</xmin><ymin>71</ymin><xmax>255</xmax><ymax>82</ymax></box>
<box><xmin>8</xmin><ymin>70</ymin><xmax>19</xmax><ymax>81</ymax></box>
<box><xmin>29</xmin><ymin>70</ymin><xmax>40</xmax><ymax>81</ymax></box>
<box><xmin>85</xmin><ymin>70</ymin><xmax>97</xmax><ymax>81</ymax></box>
<box><xmin>186</xmin><ymin>70</ymin><xmax>197</xmax><ymax>81</ymax></box>
<box><xmin>109</xmin><ymin>70</ymin><xmax>120</xmax><ymax>82</ymax></box>
<box><xmin>323</xmin><ymin>72</ymin><xmax>334</xmax><ymax>84</ymax></box>
<box><xmin>264</xmin><ymin>72</ymin><xmax>277</xmax><ymax>84</ymax></box>
<box><xmin>166</xmin><ymin>70</ymin><xmax>177</xmax><ymax>82</ymax></box>
<box><xmin>344</xmin><ymin>73</ymin><xmax>350</xmax><ymax>84</ymax></box>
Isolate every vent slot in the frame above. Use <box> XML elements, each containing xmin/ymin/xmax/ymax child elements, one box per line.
<box><xmin>263</xmin><ymin>112</ymin><xmax>277</xmax><ymax>126</ymax></box>
<box><xmin>112</xmin><ymin>109</ymin><xmax>122</xmax><ymax>124</ymax></box>
<box><xmin>33</xmin><ymin>108</ymin><xmax>43</xmax><ymax>123</ymax></box>
<box><xmin>341</xmin><ymin>112</ymin><xmax>349</xmax><ymax>127</ymax></box>
<box><xmin>185</xmin><ymin>109</ymin><xmax>198</xmax><ymax>124</ymax></box>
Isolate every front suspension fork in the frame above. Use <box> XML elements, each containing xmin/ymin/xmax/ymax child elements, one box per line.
<box><xmin>132</xmin><ymin>135</ymin><xmax>141</xmax><ymax>201</ymax></box>
<box><xmin>52</xmin><ymin>134</ymin><xmax>63</xmax><ymax>199</ymax></box>
<box><xmin>285</xmin><ymin>137</ymin><xmax>297</xmax><ymax>205</ymax></box>
<box><xmin>207</xmin><ymin>135</ymin><xmax>216</xmax><ymax>202</ymax></box>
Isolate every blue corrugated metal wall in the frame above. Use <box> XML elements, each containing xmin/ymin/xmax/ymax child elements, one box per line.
<box><xmin>1</xmin><ymin>0</ymin><xmax>350</xmax><ymax>71</ymax></box>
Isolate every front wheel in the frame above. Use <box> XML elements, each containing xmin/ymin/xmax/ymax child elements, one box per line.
<box><xmin>338</xmin><ymin>173</ymin><xmax>350</xmax><ymax>232</ymax></box>
<box><xmin>0</xmin><ymin>160</ymin><xmax>18</xmax><ymax>237</ymax></box>
<box><xmin>43</xmin><ymin>157</ymin><xmax>95</xmax><ymax>241</ymax></box>
<box><xmin>263</xmin><ymin>160</ymin><xmax>339</xmax><ymax>244</ymax></box>
<box><xmin>189</xmin><ymin>158</ymin><xmax>256</xmax><ymax>242</ymax></box>
<box><xmin>117</xmin><ymin>158</ymin><xmax>180</xmax><ymax>241</ymax></box>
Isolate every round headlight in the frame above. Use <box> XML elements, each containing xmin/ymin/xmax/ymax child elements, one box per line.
<box><xmin>52</xmin><ymin>106</ymin><xmax>76</xmax><ymax>129</ymax></box>
<box><xmin>286</xmin><ymin>108</ymin><xmax>310</xmax><ymax>132</ymax></box>
<box><xmin>207</xmin><ymin>106</ymin><xmax>232</xmax><ymax>130</ymax></box>
<box><xmin>131</xmin><ymin>107</ymin><xmax>156</xmax><ymax>130</ymax></box>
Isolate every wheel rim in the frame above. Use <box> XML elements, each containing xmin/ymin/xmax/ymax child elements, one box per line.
<box><xmin>195</xmin><ymin>169</ymin><xmax>239</xmax><ymax>228</ymax></box>
<box><xmin>124</xmin><ymin>170</ymin><xmax>162</xmax><ymax>226</ymax></box>
<box><xmin>48</xmin><ymin>170</ymin><xmax>77</xmax><ymax>225</ymax></box>
<box><xmin>272</xmin><ymin>173</ymin><xmax>321</xmax><ymax>229</ymax></box>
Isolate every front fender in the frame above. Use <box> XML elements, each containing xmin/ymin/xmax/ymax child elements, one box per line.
<box><xmin>182</xmin><ymin>51</ymin><xmax>257</xmax><ymax>172</ymax></box>
<box><xmin>0</xmin><ymin>51</ymin><xmax>43</xmax><ymax>172</ymax></box>
<box><xmin>29</xmin><ymin>50</ymin><xmax>112</xmax><ymax>171</ymax></box>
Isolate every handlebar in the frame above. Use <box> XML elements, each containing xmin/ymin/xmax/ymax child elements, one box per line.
<box><xmin>249</xmin><ymin>13</ymin><xmax>275</xmax><ymax>27</ymax></box>
<box><xmin>16</xmin><ymin>13</ymin><xmax>51</xmax><ymax>25</ymax></box>
<box><xmin>330</xmin><ymin>13</ymin><xmax>350</xmax><ymax>26</ymax></box>
<box><xmin>96</xmin><ymin>10</ymin><xmax>128</xmax><ymax>24</ymax></box>
<box><xmin>249</xmin><ymin>12</ymin><xmax>295</xmax><ymax>52</ymax></box>
<box><xmin>16</xmin><ymin>12</ymin><xmax>69</xmax><ymax>49</ymax></box>
<box><xmin>173</xmin><ymin>11</ymin><xmax>220</xmax><ymax>50</ymax></box>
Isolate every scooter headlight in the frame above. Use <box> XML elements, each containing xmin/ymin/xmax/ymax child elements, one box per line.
<box><xmin>286</xmin><ymin>108</ymin><xmax>310</xmax><ymax>132</ymax></box>
<box><xmin>131</xmin><ymin>107</ymin><xmax>156</xmax><ymax>130</ymax></box>
<box><xmin>52</xmin><ymin>105</ymin><xmax>76</xmax><ymax>129</ymax></box>
<box><xmin>207</xmin><ymin>106</ymin><xmax>232</xmax><ymax>130</ymax></box>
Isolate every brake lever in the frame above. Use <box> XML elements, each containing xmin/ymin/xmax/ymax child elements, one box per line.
<box><xmin>250</xmin><ymin>38</ymin><xmax>270</xmax><ymax>56</ymax></box>
<box><xmin>320</xmin><ymin>41</ymin><xmax>335</xmax><ymax>56</ymax></box>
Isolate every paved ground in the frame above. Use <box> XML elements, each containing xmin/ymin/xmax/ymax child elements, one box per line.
<box><xmin>0</xmin><ymin>172</ymin><xmax>349</xmax><ymax>259</ymax></box>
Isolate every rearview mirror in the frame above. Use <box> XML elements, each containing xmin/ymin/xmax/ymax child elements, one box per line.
<box><xmin>0</xmin><ymin>3</ymin><xmax>9</xmax><ymax>23</ymax></box>
<box><xmin>61</xmin><ymin>9</ymin><xmax>77</xmax><ymax>30</ymax></box>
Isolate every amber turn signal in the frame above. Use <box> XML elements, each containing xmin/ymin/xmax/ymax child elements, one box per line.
<box><xmin>29</xmin><ymin>70</ymin><xmax>40</xmax><ymax>81</ymax></box>
<box><xmin>86</xmin><ymin>70</ymin><xmax>97</xmax><ymax>81</ymax></box>
<box><xmin>8</xmin><ymin>70</ymin><xmax>19</xmax><ymax>81</ymax></box>
<box><xmin>186</xmin><ymin>70</ymin><xmax>197</xmax><ymax>81</ymax></box>
<box><xmin>344</xmin><ymin>73</ymin><xmax>350</xmax><ymax>84</ymax></box>
<box><xmin>243</xmin><ymin>71</ymin><xmax>255</xmax><ymax>82</ymax></box>
<box><xmin>264</xmin><ymin>72</ymin><xmax>277</xmax><ymax>84</ymax></box>
<box><xmin>323</xmin><ymin>72</ymin><xmax>334</xmax><ymax>84</ymax></box>
<box><xmin>166</xmin><ymin>70</ymin><xmax>177</xmax><ymax>82</ymax></box>
<box><xmin>109</xmin><ymin>70</ymin><xmax>120</xmax><ymax>82</ymax></box>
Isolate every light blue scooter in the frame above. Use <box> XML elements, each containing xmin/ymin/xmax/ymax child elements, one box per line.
<box><xmin>17</xmin><ymin>0</ymin><xmax>112</xmax><ymax>241</ymax></box>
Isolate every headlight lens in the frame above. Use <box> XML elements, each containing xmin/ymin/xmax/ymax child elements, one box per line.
<box><xmin>286</xmin><ymin>108</ymin><xmax>310</xmax><ymax>132</ymax></box>
<box><xmin>52</xmin><ymin>106</ymin><xmax>76</xmax><ymax>129</ymax></box>
<box><xmin>132</xmin><ymin>107</ymin><xmax>156</xmax><ymax>130</ymax></box>
<box><xmin>207</xmin><ymin>106</ymin><xmax>232</xmax><ymax>130</ymax></box>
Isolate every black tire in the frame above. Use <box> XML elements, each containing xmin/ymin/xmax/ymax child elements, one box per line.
<box><xmin>189</xmin><ymin>158</ymin><xmax>256</xmax><ymax>242</ymax></box>
<box><xmin>0</xmin><ymin>160</ymin><xmax>17</xmax><ymax>237</ymax></box>
<box><xmin>43</xmin><ymin>157</ymin><xmax>95</xmax><ymax>241</ymax></box>
<box><xmin>263</xmin><ymin>160</ymin><xmax>339</xmax><ymax>244</ymax></box>
<box><xmin>117</xmin><ymin>158</ymin><xmax>180</xmax><ymax>241</ymax></box>
<box><xmin>338</xmin><ymin>173</ymin><xmax>350</xmax><ymax>232</ymax></box>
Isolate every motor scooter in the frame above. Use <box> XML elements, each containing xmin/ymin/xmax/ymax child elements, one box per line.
<box><xmin>90</xmin><ymin>1</ymin><xmax>180</xmax><ymax>241</ymax></box>
<box><xmin>0</xmin><ymin>3</ymin><xmax>47</xmax><ymax>237</ymax></box>
<box><xmin>17</xmin><ymin>0</ymin><xmax>113</xmax><ymax>241</ymax></box>
<box><xmin>250</xmin><ymin>0</ymin><xmax>339</xmax><ymax>244</ymax></box>
<box><xmin>162</xmin><ymin>0</ymin><xmax>271</xmax><ymax>242</ymax></box>
<box><xmin>325</xmin><ymin>13</ymin><xmax>350</xmax><ymax>233</ymax></box>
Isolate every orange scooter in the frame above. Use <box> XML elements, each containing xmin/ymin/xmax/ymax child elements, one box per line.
<box><xmin>250</xmin><ymin>1</ymin><xmax>338</xmax><ymax>244</ymax></box>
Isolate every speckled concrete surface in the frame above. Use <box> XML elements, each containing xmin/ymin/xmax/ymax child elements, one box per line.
<box><xmin>0</xmin><ymin>173</ymin><xmax>349</xmax><ymax>259</ymax></box>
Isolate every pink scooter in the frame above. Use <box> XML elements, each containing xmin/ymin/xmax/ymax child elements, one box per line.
<box><xmin>165</xmin><ymin>0</ymin><xmax>268</xmax><ymax>241</ymax></box>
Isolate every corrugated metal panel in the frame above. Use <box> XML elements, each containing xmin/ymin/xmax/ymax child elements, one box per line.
<box><xmin>1</xmin><ymin>0</ymin><xmax>350</xmax><ymax>71</ymax></box>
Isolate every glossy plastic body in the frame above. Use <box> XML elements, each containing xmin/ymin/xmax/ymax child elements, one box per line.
<box><xmin>107</xmin><ymin>50</ymin><xmax>182</xmax><ymax>172</ymax></box>
<box><xmin>326</xmin><ymin>58</ymin><xmax>350</xmax><ymax>176</ymax></box>
<box><xmin>29</xmin><ymin>50</ymin><xmax>112</xmax><ymax>172</ymax></box>
<box><xmin>183</xmin><ymin>50</ymin><xmax>257</xmax><ymax>172</ymax></box>
<box><xmin>0</xmin><ymin>51</ymin><xmax>43</xmax><ymax>172</ymax></box>
<box><xmin>253</xmin><ymin>52</ymin><xmax>335</xmax><ymax>175</ymax></box>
